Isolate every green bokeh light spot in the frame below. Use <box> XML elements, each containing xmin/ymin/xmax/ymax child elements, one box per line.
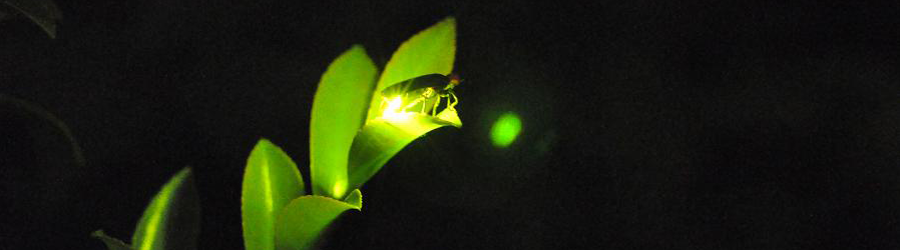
<box><xmin>491</xmin><ymin>112</ymin><xmax>522</xmax><ymax>148</ymax></box>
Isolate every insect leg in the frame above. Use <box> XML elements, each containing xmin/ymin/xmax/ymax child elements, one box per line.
<box><xmin>446</xmin><ymin>94</ymin><xmax>452</xmax><ymax>111</ymax></box>
<box><xmin>448</xmin><ymin>91</ymin><xmax>458</xmax><ymax>110</ymax></box>
<box><xmin>432</xmin><ymin>95</ymin><xmax>441</xmax><ymax>116</ymax></box>
<box><xmin>421</xmin><ymin>97</ymin><xmax>427</xmax><ymax>113</ymax></box>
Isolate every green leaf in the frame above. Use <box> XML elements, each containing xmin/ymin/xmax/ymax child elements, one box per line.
<box><xmin>91</xmin><ymin>230</ymin><xmax>133</xmax><ymax>250</ymax></box>
<box><xmin>274</xmin><ymin>195</ymin><xmax>361</xmax><ymax>250</ymax></box>
<box><xmin>347</xmin><ymin>108</ymin><xmax>461</xmax><ymax>190</ymax></box>
<box><xmin>2</xmin><ymin>0</ymin><xmax>62</xmax><ymax>38</ymax></box>
<box><xmin>242</xmin><ymin>139</ymin><xmax>307</xmax><ymax>250</ymax></box>
<box><xmin>310</xmin><ymin>45</ymin><xmax>378</xmax><ymax>199</ymax></box>
<box><xmin>342</xmin><ymin>189</ymin><xmax>362</xmax><ymax>209</ymax></box>
<box><xmin>132</xmin><ymin>168</ymin><xmax>200</xmax><ymax>250</ymax></box>
<box><xmin>366</xmin><ymin>17</ymin><xmax>456</xmax><ymax>121</ymax></box>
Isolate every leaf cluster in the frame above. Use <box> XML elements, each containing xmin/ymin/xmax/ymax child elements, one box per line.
<box><xmin>94</xmin><ymin>17</ymin><xmax>460</xmax><ymax>250</ymax></box>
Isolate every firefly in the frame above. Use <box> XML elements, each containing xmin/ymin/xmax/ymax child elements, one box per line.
<box><xmin>379</xmin><ymin>73</ymin><xmax>461</xmax><ymax>118</ymax></box>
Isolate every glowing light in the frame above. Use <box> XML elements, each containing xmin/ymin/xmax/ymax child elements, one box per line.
<box><xmin>332</xmin><ymin>180</ymin><xmax>346</xmax><ymax>199</ymax></box>
<box><xmin>381</xmin><ymin>96</ymin><xmax>412</xmax><ymax>122</ymax></box>
<box><xmin>490</xmin><ymin>112</ymin><xmax>522</xmax><ymax>148</ymax></box>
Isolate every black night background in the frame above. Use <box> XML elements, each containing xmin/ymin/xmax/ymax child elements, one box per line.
<box><xmin>3</xmin><ymin>1</ymin><xmax>900</xmax><ymax>249</ymax></box>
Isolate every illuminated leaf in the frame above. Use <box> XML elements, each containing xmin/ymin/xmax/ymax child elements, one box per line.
<box><xmin>310</xmin><ymin>45</ymin><xmax>378</xmax><ymax>199</ymax></box>
<box><xmin>91</xmin><ymin>230</ymin><xmax>133</xmax><ymax>250</ymax></box>
<box><xmin>131</xmin><ymin>168</ymin><xmax>200</xmax><ymax>250</ymax></box>
<box><xmin>347</xmin><ymin>109</ymin><xmax>461</xmax><ymax>190</ymax></box>
<box><xmin>1</xmin><ymin>0</ymin><xmax>62</xmax><ymax>38</ymax></box>
<box><xmin>242</xmin><ymin>139</ymin><xmax>306</xmax><ymax>250</ymax></box>
<box><xmin>366</xmin><ymin>17</ymin><xmax>456</xmax><ymax>121</ymax></box>
<box><xmin>342</xmin><ymin>189</ymin><xmax>362</xmax><ymax>209</ymax></box>
<box><xmin>274</xmin><ymin>195</ymin><xmax>361</xmax><ymax>250</ymax></box>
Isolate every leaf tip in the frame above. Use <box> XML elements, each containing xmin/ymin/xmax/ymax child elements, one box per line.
<box><xmin>250</xmin><ymin>138</ymin><xmax>290</xmax><ymax>161</ymax></box>
<box><xmin>343</xmin><ymin>189</ymin><xmax>363</xmax><ymax>210</ymax></box>
<box><xmin>440</xmin><ymin>16</ymin><xmax>456</xmax><ymax>27</ymax></box>
<box><xmin>348</xmin><ymin>44</ymin><xmax>367</xmax><ymax>53</ymax></box>
<box><xmin>174</xmin><ymin>166</ymin><xmax>193</xmax><ymax>180</ymax></box>
<box><xmin>92</xmin><ymin>229</ymin><xmax>133</xmax><ymax>250</ymax></box>
<box><xmin>90</xmin><ymin>229</ymin><xmax>106</xmax><ymax>238</ymax></box>
<box><xmin>254</xmin><ymin>137</ymin><xmax>274</xmax><ymax>149</ymax></box>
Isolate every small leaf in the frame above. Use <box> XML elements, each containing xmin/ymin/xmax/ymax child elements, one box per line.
<box><xmin>347</xmin><ymin>109</ymin><xmax>461</xmax><ymax>190</ymax></box>
<box><xmin>92</xmin><ymin>230</ymin><xmax>133</xmax><ymax>250</ymax></box>
<box><xmin>435</xmin><ymin>107</ymin><xmax>463</xmax><ymax>127</ymax></box>
<box><xmin>310</xmin><ymin>45</ymin><xmax>378</xmax><ymax>199</ymax></box>
<box><xmin>366</xmin><ymin>17</ymin><xmax>457</xmax><ymax>121</ymax></box>
<box><xmin>132</xmin><ymin>168</ymin><xmax>200</xmax><ymax>250</ymax></box>
<box><xmin>274</xmin><ymin>195</ymin><xmax>361</xmax><ymax>250</ymax></box>
<box><xmin>242</xmin><ymin>139</ymin><xmax>307</xmax><ymax>250</ymax></box>
<box><xmin>342</xmin><ymin>189</ymin><xmax>362</xmax><ymax>209</ymax></box>
<box><xmin>2</xmin><ymin>0</ymin><xmax>62</xmax><ymax>38</ymax></box>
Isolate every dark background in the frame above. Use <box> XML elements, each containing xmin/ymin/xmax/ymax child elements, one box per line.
<box><xmin>3</xmin><ymin>0</ymin><xmax>900</xmax><ymax>249</ymax></box>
